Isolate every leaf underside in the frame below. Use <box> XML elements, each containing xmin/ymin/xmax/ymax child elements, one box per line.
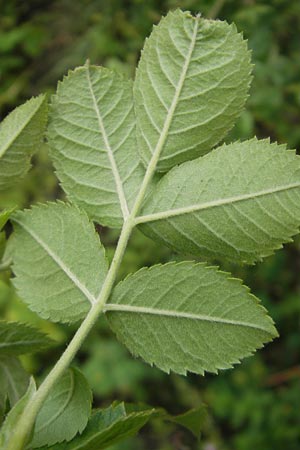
<box><xmin>134</xmin><ymin>9</ymin><xmax>252</xmax><ymax>171</ymax></box>
<box><xmin>2</xmin><ymin>12</ymin><xmax>293</xmax><ymax>433</ymax></box>
<box><xmin>48</xmin><ymin>64</ymin><xmax>144</xmax><ymax>228</ymax></box>
<box><xmin>31</xmin><ymin>368</ymin><xmax>92</xmax><ymax>448</ymax></box>
<box><xmin>106</xmin><ymin>262</ymin><xmax>277</xmax><ymax>375</ymax></box>
<box><xmin>11</xmin><ymin>202</ymin><xmax>108</xmax><ymax>323</ymax></box>
<box><xmin>139</xmin><ymin>138</ymin><xmax>300</xmax><ymax>264</ymax></box>
<box><xmin>0</xmin><ymin>95</ymin><xmax>47</xmax><ymax>191</ymax></box>
<box><xmin>35</xmin><ymin>402</ymin><xmax>154</xmax><ymax>450</ymax></box>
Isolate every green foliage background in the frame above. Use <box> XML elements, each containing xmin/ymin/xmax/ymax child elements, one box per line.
<box><xmin>0</xmin><ymin>0</ymin><xmax>300</xmax><ymax>449</ymax></box>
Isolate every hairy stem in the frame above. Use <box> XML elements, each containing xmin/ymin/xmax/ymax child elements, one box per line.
<box><xmin>5</xmin><ymin>17</ymin><xmax>191</xmax><ymax>442</ymax></box>
<box><xmin>5</xmin><ymin>219</ymin><xmax>133</xmax><ymax>450</ymax></box>
<box><xmin>6</xmin><ymin>134</ymin><xmax>162</xmax><ymax>450</ymax></box>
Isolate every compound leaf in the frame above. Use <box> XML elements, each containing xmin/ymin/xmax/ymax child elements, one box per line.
<box><xmin>134</xmin><ymin>9</ymin><xmax>252</xmax><ymax>172</ymax></box>
<box><xmin>0</xmin><ymin>321</ymin><xmax>54</xmax><ymax>356</ymax></box>
<box><xmin>11</xmin><ymin>202</ymin><xmax>108</xmax><ymax>323</ymax></box>
<box><xmin>31</xmin><ymin>368</ymin><xmax>92</xmax><ymax>448</ymax></box>
<box><xmin>0</xmin><ymin>95</ymin><xmax>47</xmax><ymax>190</ymax></box>
<box><xmin>35</xmin><ymin>402</ymin><xmax>154</xmax><ymax>450</ymax></box>
<box><xmin>48</xmin><ymin>64</ymin><xmax>144</xmax><ymax>228</ymax></box>
<box><xmin>106</xmin><ymin>262</ymin><xmax>277</xmax><ymax>375</ymax></box>
<box><xmin>138</xmin><ymin>138</ymin><xmax>300</xmax><ymax>264</ymax></box>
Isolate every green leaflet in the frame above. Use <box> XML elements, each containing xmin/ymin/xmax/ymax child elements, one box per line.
<box><xmin>0</xmin><ymin>378</ymin><xmax>36</xmax><ymax>448</ymax></box>
<box><xmin>0</xmin><ymin>95</ymin><xmax>48</xmax><ymax>191</ymax></box>
<box><xmin>48</xmin><ymin>64</ymin><xmax>144</xmax><ymax>228</ymax></box>
<box><xmin>0</xmin><ymin>209</ymin><xmax>14</xmax><ymax>264</ymax></box>
<box><xmin>165</xmin><ymin>406</ymin><xmax>206</xmax><ymax>438</ymax></box>
<box><xmin>134</xmin><ymin>9</ymin><xmax>252</xmax><ymax>172</ymax></box>
<box><xmin>35</xmin><ymin>402</ymin><xmax>207</xmax><ymax>450</ymax></box>
<box><xmin>0</xmin><ymin>321</ymin><xmax>54</xmax><ymax>356</ymax></box>
<box><xmin>0</xmin><ymin>208</ymin><xmax>14</xmax><ymax>230</ymax></box>
<box><xmin>138</xmin><ymin>138</ymin><xmax>300</xmax><ymax>264</ymax></box>
<box><xmin>106</xmin><ymin>262</ymin><xmax>277</xmax><ymax>375</ymax></box>
<box><xmin>35</xmin><ymin>402</ymin><xmax>154</xmax><ymax>450</ymax></box>
<box><xmin>31</xmin><ymin>368</ymin><xmax>92</xmax><ymax>448</ymax></box>
<box><xmin>0</xmin><ymin>355</ymin><xmax>29</xmax><ymax>408</ymax></box>
<box><xmin>125</xmin><ymin>403</ymin><xmax>207</xmax><ymax>438</ymax></box>
<box><xmin>11</xmin><ymin>202</ymin><xmax>108</xmax><ymax>323</ymax></box>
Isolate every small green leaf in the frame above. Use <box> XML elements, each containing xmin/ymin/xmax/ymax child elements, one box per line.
<box><xmin>0</xmin><ymin>377</ymin><xmax>36</xmax><ymax>448</ymax></box>
<box><xmin>0</xmin><ymin>95</ymin><xmax>48</xmax><ymax>190</ymax></box>
<box><xmin>48</xmin><ymin>64</ymin><xmax>144</xmax><ymax>228</ymax></box>
<box><xmin>0</xmin><ymin>355</ymin><xmax>29</xmax><ymax>407</ymax></box>
<box><xmin>31</xmin><ymin>368</ymin><xmax>92</xmax><ymax>448</ymax></box>
<box><xmin>165</xmin><ymin>406</ymin><xmax>207</xmax><ymax>438</ymax></box>
<box><xmin>134</xmin><ymin>9</ymin><xmax>252</xmax><ymax>171</ymax></box>
<box><xmin>138</xmin><ymin>138</ymin><xmax>300</xmax><ymax>264</ymax></box>
<box><xmin>35</xmin><ymin>402</ymin><xmax>154</xmax><ymax>450</ymax></box>
<box><xmin>106</xmin><ymin>262</ymin><xmax>277</xmax><ymax>375</ymax></box>
<box><xmin>11</xmin><ymin>202</ymin><xmax>108</xmax><ymax>323</ymax></box>
<box><xmin>0</xmin><ymin>208</ymin><xmax>14</xmax><ymax>230</ymax></box>
<box><xmin>124</xmin><ymin>402</ymin><xmax>206</xmax><ymax>438</ymax></box>
<box><xmin>0</xmin><ymin>321</ymin><xmax>54</xmax><ymax>355</ymax></box>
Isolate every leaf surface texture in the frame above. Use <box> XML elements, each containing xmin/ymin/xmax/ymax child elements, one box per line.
<box><xmin>0</xmin><ymin>95</ymin><xmax>47</xmax><ymax>190</ymax></box>
<box><xmin>107</xmin><ymin>262</ymin><xmax>277</xmax><ymax>375</ymax></box>
<box><xmin>31</xmin><ymin>368</ymin><xmax>92</xmax><ymax>448</ymax></box>
<box><xmin>11</xmin><ymin>202</ymin><xmax>108</xmax><ymax>323</ymax></box>
<box><xmin>48</xmin><ymin>65</ymin><xmax>144</xmax><ymax>227</ymax></box>
<box><xmin>134</xmin><ymin>9</ymin><xmax>251</xmax><ymax>171</ymax></box>
<box><xmin>139</xmin><ymin>139</ymin><xmax>300</xmax><ymax>263</ymax></box>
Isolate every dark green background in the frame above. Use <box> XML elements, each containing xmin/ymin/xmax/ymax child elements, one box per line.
<box><xmin>0</xmin><ymin>1</ymin><xmax>300</xmax><ymax>449</ymax></box>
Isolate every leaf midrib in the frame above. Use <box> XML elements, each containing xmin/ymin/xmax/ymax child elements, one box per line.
<box><xmin>135</xmin><ymin>181</ymin><xmax>300</xmax><ymax>224</ymax></box>
<box><xmin>85</xmin><ymin>66</ymin><xmax>130</xmax><ymax>220</ymax></box>
<box><xmin>104</xmin><ymin>303</ymin><xmax>272</xmax><ymax>333</ymax></box>
<box><xmin>143</xmin><ymin>15</ymin><xmax>200</xmax><ymax>167</ymax></box>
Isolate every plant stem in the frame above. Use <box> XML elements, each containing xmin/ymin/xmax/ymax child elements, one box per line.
<box><xmin>6</xmin><ymin>25</ymin><xmax>180</xmax><ymax>445</ymax></box>
<box><xmin>6</xmin><ymin>134</ymin><xmax>162</xmax><ymax>449</ymax></box>
<box><xmin>5</xmin><ymin>218</ymin><xmax>133</xmax><ymax>450</ymax></box>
